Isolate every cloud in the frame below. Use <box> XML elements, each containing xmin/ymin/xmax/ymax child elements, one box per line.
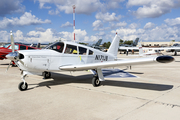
<box><xmin>61</xmin><ymin>21</ymin><xmax>73</xmax><ymax>28</ymax></box>
<box><xmin>39</xmin><ymin>2</ymin><xmax>51</xmax><ymax>9</ymax></box>
<box><xmin>144</xmin><ymin>22</ymin><xmax>155</xmax><ymax>29</ymax></box>
<box><xmin>0</xmin><ymin>28</ymin><xmax>101</xmax><ymax>43</ymax></box>
<box><xmin>92</xmin><ymin>20</ymin><xmax>103</xmax><ymax>31</ymax></box>
<box><xmin>127</xmin><ymin>0</ymin><xmax>180</xmax><ymax>18</ymax></box>
<box><xmin>0</xmin><ymin>12</ymin><xmax>51</xmax><ymax>29</ymax></box>
<box><xmin>128</xmin><ymin>23</ymin><xmax>139</xmax><ymax>29</ymax></box>
<box><xmin>95</xmin><ymin>31</ymin><xmax>106</xmax><ymax>36</ymax></box>
<box><xmin>106</xmin><ymin>0</ymin><xmax>125</xmax><ymax>9</ymax></box>
<box><xmin>95</xmin><ymin>12</ymin><xmax>122</xmax><ymax>22</ymax></box>
<box><xmin>35</xmin><ymin>27</ymin><xmax>46</xmax><ymax>32</ymax></box>
<box><xmin>35</xmin><ymin>0</ymin><xmax>104</xmax><ymax>15</ymax></box>
<box><xmin>48</xmin><ymin>9</ymin><xmax>60</xmax><ymax>15</ymax></box>
<box><xmin>0</xmin><ymin>0</ymin><xmax>25</xmax><ymax>16</ymax></box>
<box><xmin>109</xmin><ymin>21</ymin><xmax>127</xmax><ymax>29</ymax></box>
<box><xmin>26</xmin><ymin>29</ymin><xmax>60</xmax><ymax>43</ymax></box>
<box><xmin>164</xmin><ymin>17</ymin><xmax>180</xmax><ymax>26</ymax></box>
<box><xmin>111</xmin><ymin>21</ymin><xmax>180</xmax><ymax>41</ymax></box>
<box><xmin>0</xmin><ymin>31</ymin><xmax>9</xmax><ymax>42</ymax></box>
<box><xmin>116</xmin><ymin>21</ymin><xmax>127</xmax><ymax>27</ymax></box>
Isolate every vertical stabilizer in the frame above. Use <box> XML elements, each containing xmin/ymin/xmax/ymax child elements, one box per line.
<box><xmin>95</xmin><ymin>39</ymin><xmax>102</xmax><ymax>46</ymax></box>
<box><xmin>107</xmin><ymin>34</ymin><xmax>120</xmax><ymax>56</ymax></box>
<box><xmin>133</xmin><ymin>38</ymin><xmax>139</xmax><ymax>46</ymax></box>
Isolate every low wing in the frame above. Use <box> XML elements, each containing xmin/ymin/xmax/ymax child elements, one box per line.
<box><xmin>142</xmin><ymin>47</ymin><xmax>180</xmax><ymax>50</ymax></box>
<box><xmin>119</xmin><ymin>46</ymin><xmax>180</xmax><ymax>51</ymax></box>
<box><xmin>59</xmin><ymin>56</ymin><xmax>174</xmax><ymax>71</ymax></box>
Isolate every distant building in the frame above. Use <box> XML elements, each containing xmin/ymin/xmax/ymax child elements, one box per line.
<box><xmin>141</xmin><ymin>41</ymin><xmax>180</xmax><ymax>47</ymax></box>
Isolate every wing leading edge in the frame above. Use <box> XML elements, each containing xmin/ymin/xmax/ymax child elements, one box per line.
<box><xmin>59</xmin><ymin>56</ymin><xmax>174</xmax><ymax>71</ymax></box>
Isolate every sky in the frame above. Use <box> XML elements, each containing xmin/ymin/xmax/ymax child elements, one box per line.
<box><xmin>1</xmin><ymin>0</ymin><xmax>180</xmax><ymax>44</ymax></box>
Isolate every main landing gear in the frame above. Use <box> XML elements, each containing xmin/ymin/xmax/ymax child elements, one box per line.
<box><xmin>91</xmin><ymin>69</ymin><xmax>104</xmax><ymax>87</ymax></box>
<box><xmin>43</xmin><ymin>71</ymin><xmax>51</xmax><ymax>79</ymax></box>
<box><xmin>92</xmin><ymin>76</ymin><xmax>101</xmax><ymax>87</ymax></box>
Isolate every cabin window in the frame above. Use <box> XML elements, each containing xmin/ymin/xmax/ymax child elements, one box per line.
<box><xmin>28</xmin><ymin>47</ymin><xmax>35</xmax><ymax>50</ymax></box>
<box><xmin>46</xmin><ymin>42</ymin><xmax>64</xmax><ymax>53</ymax></box>
<box><xmin>64</xmin><ymin>44</ymin><xmax>77</xmax><ymax>54</ymax></box>
<box><xmin>20</xmin><ymin>45</ymin><xmax>26</xmax><ymax>50</ymax></box>
<box><xmin>79</xmin><ymin>47</ymin><xmax>87</xmax><ymax>55</ymax></box>
<box><xmin>89</xmin><ymin>50</ymin><xmax>94</xmax><ymax>55</ymax></box>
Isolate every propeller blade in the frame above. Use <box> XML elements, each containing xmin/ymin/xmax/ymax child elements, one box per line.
<box><xmin>6</xmin><ymin>61</ymin><xmax>11</xmax><ymax>72</ymax></box>
<box><xmin>10</xmin><ymin>31</ymin><xmax>15</xmax><ymax>53</ymax></box>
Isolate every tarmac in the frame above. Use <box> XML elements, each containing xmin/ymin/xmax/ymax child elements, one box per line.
<box><xmin>0</xmin><ymin>53</ymin><xmax>180</xmax><ymax>120</ymax></box>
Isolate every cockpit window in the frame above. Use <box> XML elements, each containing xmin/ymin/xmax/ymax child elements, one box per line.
<box><xmin>64</xmin><ymin>44</ymin><xmax>77</xmax><ymax>54</ymax></box>
<box><xmin>45</xmin><ymin>42</ymin><xmax>64</xmax><ymax>53</ymax></box>
<box><xmin>79</xmin><ymin>47</ymin><xmax>87</xmax><ymax>55</ymax></box>
<box><xmin>3</xmin><ymin>44</ymin><xmax>11</xmax><ymax>48</ymax></box>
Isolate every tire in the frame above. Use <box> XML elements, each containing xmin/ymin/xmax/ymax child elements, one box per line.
<box><xmin>18</xmin><ymin>82</ymin><xmax>28</xmax><ymax>91</ymax></box>
<box><xmin>92</xmin><ymin>76</ymin><xmax>101</xmax><ymax>87</ymax></box>
<box><xmin>43</xmin><ymin>72</ymin><xmax>51</xmax><ymax>79</ymax></box>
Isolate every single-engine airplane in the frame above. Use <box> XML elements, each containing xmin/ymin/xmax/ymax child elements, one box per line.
<box><xmin>128</xmin><ymin>42</ymin><xmax>163</xmax><ymax>57</ymax></box>
<box><xmin>6</xmin><ymin>32</ymin><xmax>174</xmax><ymax>91</ymax></box>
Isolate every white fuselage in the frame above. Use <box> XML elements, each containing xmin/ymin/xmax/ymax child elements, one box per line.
<box><xmin>16</xmin><ymin>41</ymin><xmax>115</xmax><ymax>73</ymax></box>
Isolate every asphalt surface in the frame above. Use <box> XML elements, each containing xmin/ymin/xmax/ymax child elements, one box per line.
<box><xmin>0</xmin><ymin>53</ymin><xmax>180</xmax><ymax>120</ymax></box>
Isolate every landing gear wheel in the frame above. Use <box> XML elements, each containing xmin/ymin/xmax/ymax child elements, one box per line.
<box><xmin>18</xmin><ymin>82</ymin><xmax>28</xmax><ymax>91</ymax></box>
<box><xmin>92</xmin><ymin>76</ymin><xmax>101</xmax><ymax>87</ymax></box>
<box><xmin>43</xmin><ymin>72</ymin><xmax>51</xmax><ymax>79</ymax></box>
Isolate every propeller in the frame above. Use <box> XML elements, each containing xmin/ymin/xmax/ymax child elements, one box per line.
<box><xmin>10</xmin><ymin>31</ymin><xmax>15</xmax><ymax>52</ymax></box>
<box><xmin>6</xmin><ymin>31</ymin><xmax>24</xmax><ymax>72</ymax></box>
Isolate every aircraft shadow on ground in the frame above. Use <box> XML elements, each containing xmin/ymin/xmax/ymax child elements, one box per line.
<box><xmin>171</xmin><ymin>55</ymin><xmax>180</xmax><ymax>56</ymax></box>
<box><xmin>0</xmin><ymin>63</ymin><xmax>9</xmax><ymax>65</ymax></box>
<box><xmin>29</xmin><ymin>72</ymin><xmax>173</xmax><ymax>91</ymax></box>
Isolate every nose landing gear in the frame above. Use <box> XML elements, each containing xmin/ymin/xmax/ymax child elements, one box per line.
<box><xmin>18</xmin><ymin>74</ymin><xmax>28</xmax><ymax>91</ymax></box>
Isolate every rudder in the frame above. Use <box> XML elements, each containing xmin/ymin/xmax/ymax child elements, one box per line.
<box><xmin>107</xmin><ymin>34</ymin><xmax>120</xmax><ymax>57</ymax></box>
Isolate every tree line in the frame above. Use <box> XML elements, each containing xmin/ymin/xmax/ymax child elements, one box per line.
<box><xmin>78</xmin><ymin>39</ymin><xmax>134</xmax><ymax>49</ymax></box>
<box><xmin>102</xmin><ymin>39</ymin><xmax>133</xmax><ymax>48</ymax></box>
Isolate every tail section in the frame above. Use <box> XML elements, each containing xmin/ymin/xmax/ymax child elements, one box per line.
<box><xmin>132</xmin><ymin>38</ymin><xmax>139</xmax><ymax>46</ymax></box>
<box><xmin>37</xmin><ymin>43</ymin><xmax>41</xmax><ymax>48</ymax></box>
<box><xmin>94</xmin><ymin>39</ymin><xmax>102</xmax><ymax>47</ymax></box>
<box><xmin>107</xmin><ymin>34</ymin><xmax>120</xmax><ymax>56</ymax></box>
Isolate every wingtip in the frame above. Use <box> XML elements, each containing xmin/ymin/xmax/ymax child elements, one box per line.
<box><xmin>156</xmin><ymin>56</ymin><xmax>174</xmax><ymax>63</ymax></box>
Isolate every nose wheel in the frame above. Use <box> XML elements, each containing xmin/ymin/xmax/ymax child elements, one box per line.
<box><xmin>18</xmin><ymin>74</ymin><xmax>28</xmax><ymax>91</ymax></box>
<box><xmin>18</xmin><ymin>82</ymin><xmax>28</xmax><ymax>91</ymax></box>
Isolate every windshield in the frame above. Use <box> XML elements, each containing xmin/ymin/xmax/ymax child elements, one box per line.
<box><xmin>3</xmin><ymin>44</ymin><xmax>11</xmax><ymax>48</ymax></box>
<box><xmin>45</xmin><ymin>42</ymin><xmax>64</xmax><ymax>53</ymax></box>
